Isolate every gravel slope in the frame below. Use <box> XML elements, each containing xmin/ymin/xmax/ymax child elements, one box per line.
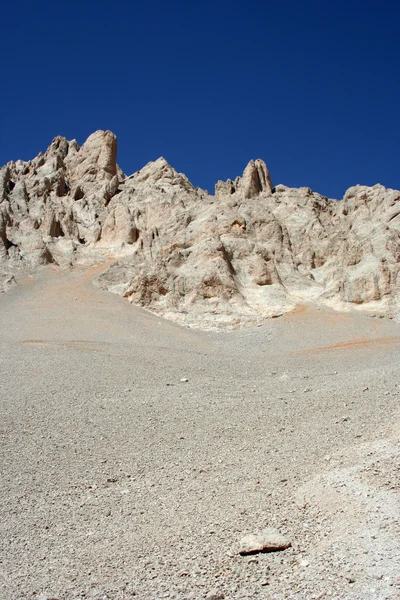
<box><xmin>0</xmin><ymin>265</ymin><xmax>399</xmax><ymax>600</ymax></box>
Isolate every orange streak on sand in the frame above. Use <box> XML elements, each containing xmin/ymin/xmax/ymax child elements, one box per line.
<box><xmin>287</xmin><ymin>304</ymin><xmax>309</xmax><ymax>317</ymax></box>
<box><xmin>18</xmin><ymin>339</ymin><xmax>135</xmax><ymax>358</ymax></box>
<box><xmin>293</xmin><ymin>336</ymin><xmax>400</xmax><ymax>354</ymax></box>
<box><xmin>19</xmin><ymin>340</ymin><xmax>105</xmax><ymax>353</ymax></box>
<box><xmin>287</xmin><ymin>304</ymin><xmax>351</xmax><ymax>322</ymax></box>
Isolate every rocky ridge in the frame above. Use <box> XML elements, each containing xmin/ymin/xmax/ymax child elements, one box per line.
<box><xmin>1</xmin><ymin>130</ymin><xmax>399</xmax><ymax>328</ymax></box>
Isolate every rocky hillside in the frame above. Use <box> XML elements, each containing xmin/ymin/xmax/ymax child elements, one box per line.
<box><xmin>1</xmin><ymin>130</ymin><xmax>399</xmax><ymax>328</ymax></box>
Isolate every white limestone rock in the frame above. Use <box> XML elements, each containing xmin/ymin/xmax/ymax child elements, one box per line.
<box><xmin>239</xmin><ymin>528</ymin><xmax>291</xmax><ymax>555</ymax></box>
<box><xmin>1</xmin><ymin>130</ymin><xmax>399</xmax><ymax>329</ymax></box>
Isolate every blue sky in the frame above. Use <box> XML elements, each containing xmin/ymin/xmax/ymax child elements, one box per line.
<box><xmin>1</xmin><ymin>0</ymin><xmax>399</xmax><ymax>199</ymax></box>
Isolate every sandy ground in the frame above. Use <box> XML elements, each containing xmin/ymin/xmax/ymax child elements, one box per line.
<box><xmin>0</xmin><ymin>265</ymin><xmax>399</xmax><ymax>600</ymax></box>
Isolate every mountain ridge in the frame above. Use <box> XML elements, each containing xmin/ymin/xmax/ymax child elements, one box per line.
<box><xmin>1</xmin><ymin>130</ymin><xmax>399</xmax><ymax>329</ymax></box>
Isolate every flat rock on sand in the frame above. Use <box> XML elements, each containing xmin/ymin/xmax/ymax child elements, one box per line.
<box><xmin>239</xmin><ymin>528</ymin><xmax>291</xmax><ymax>555</ymax></box>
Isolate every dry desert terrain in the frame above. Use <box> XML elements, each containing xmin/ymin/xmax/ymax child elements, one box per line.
<box><xmin>0</xmin><ymin>264</ymin><xmax>399</xmax><ymax>600</ymax></box>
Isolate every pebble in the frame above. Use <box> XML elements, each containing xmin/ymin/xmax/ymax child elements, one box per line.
<box><xmin>206</xmin><ymin>590</ymin><xmax>225</xmax><ymax>600</ymax></box>
<box><xmin>300</xmin><ymin>560</ymin><xmax>310</xmax><ymax>567</ymax></box>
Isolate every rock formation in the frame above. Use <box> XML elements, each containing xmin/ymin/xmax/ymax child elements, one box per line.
<box><xmin>1</xmin><ymin>130</ymin><xmax>399</xmax><ymax>328</ymax></box>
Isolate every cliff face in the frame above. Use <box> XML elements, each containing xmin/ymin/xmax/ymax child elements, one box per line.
<box><xmin>1</xmin><ymin>130</ymin><xmax>399</xmax><ymax>328</ymax></box>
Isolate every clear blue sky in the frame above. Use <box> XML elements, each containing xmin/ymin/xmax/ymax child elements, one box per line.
<box><xmin>1</xmin><ymin>0</ymin><xmax>399</xmax><ymax>199</ymax></box>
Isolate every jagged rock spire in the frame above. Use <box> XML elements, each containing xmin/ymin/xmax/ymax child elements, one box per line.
<box><xmin>215</xmin><ymin>158</ymin><xmax>272</xmax><ymax>198</ymax></box>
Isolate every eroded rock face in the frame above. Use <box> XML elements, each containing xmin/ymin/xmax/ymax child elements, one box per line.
<box><xmin>69</xmin><ymin>130</ymin><xmax>117</xmax><ymax>184</ymax></box>
<box><xmin>1</xmin><ymin>130</ymin><xmax>399</xmax><ymax>328</ymax></box>
<box><xmin>215</xmin><ymin>159</ymin><xmax>272</xmax><ymax>199</ymax></box>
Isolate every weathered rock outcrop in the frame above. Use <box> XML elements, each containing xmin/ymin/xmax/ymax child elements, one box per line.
<box><xmin>215</xmin><ymin>159</ymin><xmax>273</xmax><ymax>199</ymax></box>
<box><xmin>1</xmin><ymin>130</ymin><xmax>399</xmax><ymax>328</ymax></box>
